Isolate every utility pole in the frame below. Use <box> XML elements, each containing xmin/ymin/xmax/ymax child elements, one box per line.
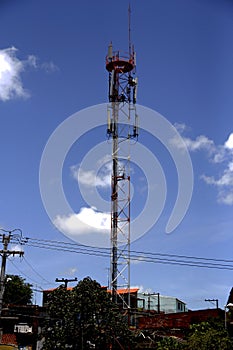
<box><xmin>205</xmin><ymin>298</ymin><xmax>219</xmax><ymax>309</ymax></box>
<box><xmin>144</xmin><ymin>292</ymin><xmax>160</xmax><ymax>313</ymax></box>
<box><xmin>0</xmin><ymin>229</ymin><xmax>25</xmax><ymax>339</ymax></box>
<box><xmin>55</xmin><ymin>277</ymin><xmax>78</xmax><ymax>289</ymax></box>
<box><xmin>0</xmin><ymin>229</ymin><xmax>25</xmax><ymax>315</ymax></box>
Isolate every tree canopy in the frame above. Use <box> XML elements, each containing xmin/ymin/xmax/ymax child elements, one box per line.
<box><xmin>3</xmin><ymin>274</ymin><xmax>33</xmax><ymax>305</ymax></box>
<box><xmin>137</xmin><ymin>319</ymin><xmax>233</xmax><ymax>350</ymax></box>
<box><xmin>185</xmin><ymin>319</ymin><xmax>233</xmax><ymax>350</ymax></box>
<box><xmin>43</xmin><ymin>277</ymin><xmax>133</xmax><ymax>350</ymax></box>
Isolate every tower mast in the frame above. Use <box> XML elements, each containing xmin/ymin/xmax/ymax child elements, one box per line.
<box><xmin>106</xmin><ymin>6</ymin><xmax>138</xmax><ymax>308</ymax></box>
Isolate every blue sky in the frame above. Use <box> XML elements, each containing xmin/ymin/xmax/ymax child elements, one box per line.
<box><xmin>1</xmin><ymin>0</ymin><xmax>233</xmax><ymax>310</ymax></box>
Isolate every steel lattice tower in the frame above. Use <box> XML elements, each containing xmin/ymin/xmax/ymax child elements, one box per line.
<box><xmin>106</xmin><ymin>7</ymin><xmax>138</xmax><ymax>307</ymax></box>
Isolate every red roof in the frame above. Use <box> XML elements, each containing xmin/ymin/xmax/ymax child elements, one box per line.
<box><xmin>108</xmin><ymin>288</ymin><xmax>139</xmax><ymax>295</ymax></box>
<box><xmin>43</xmin><ymin>287</ymin><xmax>139</xmax><ymax>295</ymax></box>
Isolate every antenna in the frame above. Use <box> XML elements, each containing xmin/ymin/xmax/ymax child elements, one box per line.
<box><xmin>128</xmin><ymin>3</ymin><xmax>132</xmax><ymax>56</ymax></box>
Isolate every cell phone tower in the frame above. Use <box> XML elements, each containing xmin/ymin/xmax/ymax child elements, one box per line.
<box><xmin>105</xmin><ymin>5</ymin><xmax>138</xmax><ymax>308</ymax></box>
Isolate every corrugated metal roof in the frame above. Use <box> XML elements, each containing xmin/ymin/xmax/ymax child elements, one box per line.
<box><xmin>107</xmin><ymin>288</ymin><xmax>139</xmax><ymax>294</ymax></box>
<box><xmin>44</xmin><ymin>286</ymin><xmax>138</xmax><ymax>294</ymax></box>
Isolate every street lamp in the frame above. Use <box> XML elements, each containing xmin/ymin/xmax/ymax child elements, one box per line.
<box><xmin>225</xmin><ymin>303</ymin><xmax>233</xmax><ymax>329</ymax></box>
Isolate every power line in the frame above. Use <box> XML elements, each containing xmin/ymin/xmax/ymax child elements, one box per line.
<box><xmin>9</xmin><ymin>259</ymin><xmax>45</xmax><ymax>288</ymax></box>
<box><xmin>26</xmin><ymin>242</ymin><xmax>110</xmax><ymax>258</ymax></box>
<box><xmin>25</xmin><ymin>237</ymin><xmax>233</xmax><ymax>271</ymax></box>
<box><xmin>22</xmin><ymin>257</ymin><xmax>52</xmax><ymax>285</ymax></box>
<box><xmin>26</xmin><ymin>237</ymin><xmax>232</xmax><ymax>263</ymax></box>
<box><xmin>27</xmin><ymin>237</ymin><xmax>233</xmax><ymax>263</ymax></box>
<box><xmin>27</xmin><ymin>242</ymin><xmax>228</xmax><ymax>270</ymax></box>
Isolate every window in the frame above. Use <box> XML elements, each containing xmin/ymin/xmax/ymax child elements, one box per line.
<box><xmin>178</xmin><ymin>302</ymin><xmax>183</xmax><ymax>311</ymax></box>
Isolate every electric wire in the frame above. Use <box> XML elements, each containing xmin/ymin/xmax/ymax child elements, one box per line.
<box><xmin>26</xmin><ymin>237</ymin><xmax>233</xmax><ymax>263</ymax></box>
<box><xmin>8</xmin><ymin>259</ymin><xmax>44</xmax><ymax>288</ymax></box>
<box><xmin>25</xmin><ymin>237</ymin><xmax>233</xmax><ymax>271</ymax></box>
<box><xmin>22</xmin><ymin>257</ymin><xmax>52</xmax><ymax>285</ymax></box>
<box><xmin>9</xmin><ymin>257</ymin><xmax>56</xmax><ymax>290</ymax></box>
<box><xmin>27</xmin><ymin>237</ymin><xmax>233</xmax><ymax>263</ymax></box>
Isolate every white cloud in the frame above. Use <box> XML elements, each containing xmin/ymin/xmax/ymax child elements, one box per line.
<box><xmin>196</xmin><ymin>134</ymin><xmax>233</xmax><ymax>205</ymax></box>
<box><xmin>62</xmin><ymin>267</ymin><xmax>78</xmax><ymax>276</ymax></box>
<box><xmin>184</xmin><ymin>135</ymin><xmax>215</xmax><ymax>152</ymax></box>
<box><xmin>201</xmin><ymin>161</ymin><xmax>233</xmax><ymax>205</ymax></box>
<box><xmin>0</xmin><ymin>47</ymin><xmax>58</xmax><ymax>101</ymax></box>
<box><xmin>70</xmin><ymin>155</ymin><xmax>129</xmax><ymax>192</ymax></box>
<box><xmin>54</xmin><ymin>207</ymin><xmax>110</xmax><ymax>237</ymax></box>
<box><xmin>97</xmin><ymin>154</ymin><xmax>112</xmax><ymax>166</ymax></box>
<box><xmin>72</xmin><ymin>167</ymin><xmax>96</xmax><ymax>187</ymax></box>
<box><xmin>225</xmin><ymin>133</ymin><xmax>233</xmax><ymax>150</ymax></box>
<box><xmin>0</xmin><ymin>47</ymin><xmax>29</xmax><ymax>101</ymax></box>
<box><xmin>170</xmin><ymin>132</ymin><xmax>215</xmax><ymax>155</ymax></box>
<box><xmin>26</xmin><ymin>54</ymin><xmax>58</xmax><ymax>73</ymax></box>
<box><xmin>71</xmin><ymin>161</ymin><xmax>111</xmax><ymax>188</ymax></box>
<box><xmin>211</xmin><ymin>146</ymin><xmax>227</xmax><ymax>164</ymax></box>
<box><xmin>132</xmin><ymin>285</ymin><xmax>152</xmax><ymax>294</ymax></box>
<box><xmin>173</xmin><ymin>123</ymin><xmax>214</xmax><ymax>152</ymax></box>
<box><xmin>218</xmin><ymin>191</ymin><xmax>233</xmax><ymax>205</ymax></box>
<box><xmin>173</xmin><ymin>122</ymin><xmax>188</xmax><ymax>133</ymax></box>
<box><xmin>172</xmin><ymin>125</ymin><xmax>233</xmax><ymax>205</ymax></box>
<box><xmin>10</xmin><ymin>244</ymin><xmax>23</xmax><ymax>252</ymax></box>
<box><xmin>27</xmin><ymin>55</ymin><xmax>38</xmax><ymax>68</ymax></box>
<box><xmin>182</xmin><ymin>135</ymin><xmax>232</xmax><ymax>165</ymax></box>
<box><xmin>41</xmin><ymin>61</ymin><xmax>59</xmax><ymax>73</ymax></box>
<box><xmin>201</xmin><ymin>163</ymin><xmax>233</xmax><ymax>187</ymax></box>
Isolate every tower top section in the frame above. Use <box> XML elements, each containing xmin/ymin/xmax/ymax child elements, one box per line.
<box><xmin>105</xmin><ymin>43</ymin><xmax>136</xmax><ymax>73</ymax></box>
<box><xmin>105</xmin><ymin>4</ymin><xmax>136</xmax><ymax>74</ymax></box>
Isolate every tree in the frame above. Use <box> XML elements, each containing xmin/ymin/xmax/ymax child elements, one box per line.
<box><xmin>156</xmin><ymin>336</ymin><xmax>185</xmax><ymax>350</ymax></box>
<box><xmin>43</xmin><ymin>277</ymin><xmax>134</xmax><ymax>350</ymax></box>
<box><xmin>140</xmin><ymin>319</ymin><xmax>233</xmax><ymax>350</ymax></box>
<box><xmin>186</xmin><ymin>319</ymin><xmax>233</xmax><ymax>350</ymax></box>
<box><xmin>3</xmin><ymin>274</ymin><xmax>33</xmax><ymax>305</ymax></box>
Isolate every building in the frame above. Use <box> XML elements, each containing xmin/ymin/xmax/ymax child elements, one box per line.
<box><xmin>137</xmin><ymin>308</ymin><xmax>224</xmax><ymax>338</ymax></box>
<box><xmin>0</xmin><ymin>304</ymin><xmax>46</xmax><ymax>349</ymax></box>
<box><xmin>137</xmin><ymin>293</ymin><xmax>187</xmax><ymax>313</ymax></box>
<box><xmin>112</xmin><ymin>288</ymin><xmax>139</xmax><ymax>310</ymax></box>
<box><xmin>43</xmin><ymin>287</ymin><xmax>187</xmax><ymax>314</ymax></box>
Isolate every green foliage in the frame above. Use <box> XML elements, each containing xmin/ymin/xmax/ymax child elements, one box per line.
<box><xmin>186</xmin><ymin>319</ymin><xmax>233</xmax><ymax>350</ymax></box>
<box><xmin>43</xmin><ymin>277</ymin><xmax>133</xmax><ymax>350</ymax></box>
<box><xmin>156</xmin><ymin>336</ymin><xmax>185</xmax><ymax>350</ymax></box>
<box><xmin>138</xmin><ymin>319</ymin><xmax>233</xmax><ymax>350</ymax></box>
<box><xmin>3</xmin><ymin>274</ymin><xmax>33</xmax><ymax>305</ymax></box>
